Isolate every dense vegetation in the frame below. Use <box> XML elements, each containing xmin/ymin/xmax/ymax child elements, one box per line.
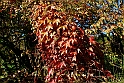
<box><xmin>0</xmin><ymin>0</ymin><xmax>124</xmax><ymax>83</ymax></box>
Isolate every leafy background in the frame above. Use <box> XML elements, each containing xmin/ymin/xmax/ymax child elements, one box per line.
<box><xmin>0</xmin><ymin>0</ymin><xmax>124</xmax><ymax>83</ymax></box>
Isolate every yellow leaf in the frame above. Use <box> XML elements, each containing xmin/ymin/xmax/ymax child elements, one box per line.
<box><xmin>46</xmin><ymin>24</ymin><xmax>53</xmax><ymax>31</ymax></box>
<box><xmin>53</xmin><ymin>19</ymin><xmax>61</xmax><ymax>25</ymax></box>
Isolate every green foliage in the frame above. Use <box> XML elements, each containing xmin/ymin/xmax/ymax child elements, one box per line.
<box><xmin>0</xmin><ymin>0</ymin><xmax>124</xmax><ymax>83</ymax></box>
<box><xmin>0</xmin><ymin>1</ymin><xmax>37</xmax><ymax>82</ymax></box>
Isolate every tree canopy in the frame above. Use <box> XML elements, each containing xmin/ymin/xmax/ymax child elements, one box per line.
<box><xmin>0</xmin><ymin>0</ymin><xmax>124</xmax><ymax>83</ymax></box>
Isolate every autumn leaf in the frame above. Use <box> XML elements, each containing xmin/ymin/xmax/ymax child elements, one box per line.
<box><xmin>104</xmin><ymin>70</ymin><xmax>113</xmax><ymax>78</ymax></box>
<box><xmin>31</xmin><ymin>3</ymin><xmax>110</xmax><ymax>83</ymax></box>
<box><xmin>53</xmin><ymin>19</ymin><xmax>61</xmax><ymax>25</ymax></box>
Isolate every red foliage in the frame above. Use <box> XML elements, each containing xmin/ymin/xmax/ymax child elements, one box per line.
<box><xmin>31</xmin><ymin>4</ymin><xmax>112</xmax><ymax>83</ymax></box>
<box><xmin>9</xmin><ymin>0</ymin><xmax>16</xmax><ymax>3</ymax></box>
<box><xmin>104</xmin><ymin>70</ymin><xmax>114</xmax><ymax>78</ymax></box>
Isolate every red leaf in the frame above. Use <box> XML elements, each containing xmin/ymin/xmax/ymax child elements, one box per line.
<box><xmin>94</xmin><ymin>61</ymin><xmax>101</xmax><ymax>69</ymax></box>
<box><xmin>70</xmin><ymin>77</ymin><xmax>75</xmax><ymax>81</ymax></box>
<box><xmin>10</xmin><ymin>0</ymin><xmax>16</xmax><ymax>3</ymax></box>
<box><xmin>54</xmin><ymin>61</ymin><xmax>66</xmax><ymax>69</ymax></box>
<box><xmin>89</xmin><ymin>36</ymin><xmax>100</xmax><ymax>47</ymax></box>
<box><xmin>48</xmin><ymin>68</ymin><xmax>53</xmax><ymax>76</ymax></box>
<box><xmin>69</xmin><ymin>52</ymin><xmax>77</xmax><ymax>57</ymax></box>
<box><xmin>78</xmin><ymin>28</ymin><xmax>84</xmax><ymax>35</ymax></box>
<box><xmin>89</xmin><ymin>36</ymin><xmax>95</xmax><ymax>44</ymax></box>
<box><xmin>71</xmin><ymin>25</ymin><xmax>77</xmax><ymax>31</ymax></box>
<box><xmin>49</xmin><ymin>79</ymin><xmax>55</xmax><ymax>83</ymax></box>
<box><xmin>104</xmin><ymin>70</ymin><xmax>113</xmax><ymax>78</ymax></box>
<box><xmin>57</xmin><ymin>76</ymin><xmax>62</xmax><ymax>82</ymax></box>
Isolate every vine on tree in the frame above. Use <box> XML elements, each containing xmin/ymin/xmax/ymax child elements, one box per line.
<box><xmin>31</xmin><ymin>2</ymin><xmax>113</xmax><ymax>83</ymax></box>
